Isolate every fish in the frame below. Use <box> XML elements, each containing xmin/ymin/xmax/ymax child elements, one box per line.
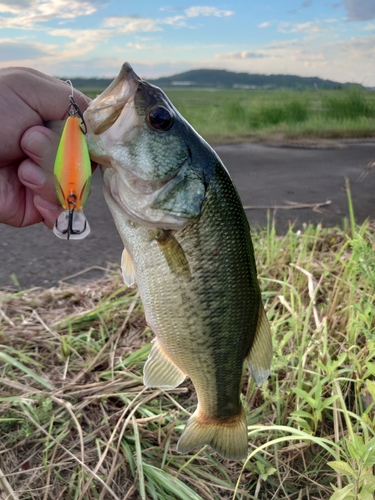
<box><xmin>83</xmin><ymin>62</ymin><xmax>272</xmax><ymax>460</ymax></box>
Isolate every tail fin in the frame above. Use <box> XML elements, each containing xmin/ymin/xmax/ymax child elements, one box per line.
<box><xmin>176</xmin><ymin>408</ymin><xmax>248</xmax><ymax>460</ymax></box>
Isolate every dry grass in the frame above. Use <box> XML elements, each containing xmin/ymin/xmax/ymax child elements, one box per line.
<box><xmin>1</xmin><ymin>217</ymin><xmax>375</xmax><ymax>499</ymax></box>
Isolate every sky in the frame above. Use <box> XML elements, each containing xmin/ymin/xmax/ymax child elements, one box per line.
<box><xmin>1</xmin><ymin>0</ymin><xmax>375</xmax><ymax>86</ymax></box>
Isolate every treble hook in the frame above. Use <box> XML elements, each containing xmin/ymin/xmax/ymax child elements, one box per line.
<box><xmin>54</xmin><ymin>193</ymin><xmax>89</xmax><ymax>240</ymax></box>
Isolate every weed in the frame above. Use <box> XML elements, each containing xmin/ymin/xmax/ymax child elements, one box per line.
<box><xmin>0</xmin><ymin>221</ymin><xmax>374</xmax><ymax>498</ymax></box>
<box><xmin>323</xmin><ymin>88</ymin><xmax>375</xmax><ymax>121</ymax></box>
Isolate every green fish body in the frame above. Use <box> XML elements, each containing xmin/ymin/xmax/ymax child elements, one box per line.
<box><xmin>84</xmin><ymin>63</ymin><xmax>272</xmax><ymax>460</ymax></box>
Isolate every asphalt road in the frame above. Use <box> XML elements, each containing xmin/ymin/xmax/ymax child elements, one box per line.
<box><xmin>1</xmin><ymin>141</ymin><xmax>375</xmax><ymax>291</ymax></box>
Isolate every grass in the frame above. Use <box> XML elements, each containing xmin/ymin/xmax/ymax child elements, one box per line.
<box><xmin>1</xmin><ymin>198</ymin><xmax>375</xmax><ymax>498</ymax></box>
<box><xmin>81</xmin><ymin>86</ymin><xmax>375</xmax><ymax>144</ymax></box>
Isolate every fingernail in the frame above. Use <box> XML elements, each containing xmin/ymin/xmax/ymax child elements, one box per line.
<box><xmin>34</xmin><ymin>195</ymin><xmax>59</xmax><ymax>212</ymax></box>
<box><xmin>20</xmin><ymin>163</ymin><xmax>46</xmax><ymax>187</ymax></box>
<box><xmin>22</xmin><ymin>129</ymin><xmax>51</xmax><ymax>156</ymax></box>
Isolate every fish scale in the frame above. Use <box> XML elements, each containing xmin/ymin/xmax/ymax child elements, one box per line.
<box><xmin>84</xmin><ymin>62</ymin><xmax>272</xmax><ymax>460</ymax></box>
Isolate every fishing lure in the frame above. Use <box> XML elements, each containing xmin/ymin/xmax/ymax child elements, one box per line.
<box><xmin>53</xmin><ymin>85</ymin><xmax>92</xmax><ymax>240</ymax></box>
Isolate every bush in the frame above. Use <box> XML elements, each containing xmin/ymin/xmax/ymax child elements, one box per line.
<box><xmin>323</xmin><ymin>88</ymin><xmax>375</xmax><ymax>120</ymax></box>
<box><xmin>249</xmin><ymin>98</ymin><xmax>309</xmax><ymax>128</ymax></box>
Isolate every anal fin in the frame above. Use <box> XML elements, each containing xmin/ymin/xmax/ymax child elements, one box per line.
<box><xmin>144</xmin><ymin>339</ymin><xmax>186</xmax><ymax>390</ymax></box>
<box><xmin>246</xmin><ymin>302</ymin><xmax>272</xmax><ymax>386</ymax></box>
<box><xmin>121</xmin><ymin>247</ymin><xmax>136</xmax><ymax>286</ymax></box>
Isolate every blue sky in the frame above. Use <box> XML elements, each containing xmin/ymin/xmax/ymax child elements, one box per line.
<box><xmin>1</xmin><ymin>0</ymin><xmax>375</xmax><ymax>85</ymax></box>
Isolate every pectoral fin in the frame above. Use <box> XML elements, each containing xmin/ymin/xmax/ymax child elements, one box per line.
<box><xmin>246</xmin><ymin>302</ymin><xmax>272</xmax><ymax>386</ymax></box>
<box><xmin>121</xmin><ymin>247</ymin><xmax>136</xmax><ymax>286</ymax></box>
<box><xmin>154</xmin><ymin>229</ymin><xmax>190</xmax><ymax>280</ymax></box>
<box><xmin>144</xmin><ymin>339</ymin><xmax>186</xmax><ymax>389</ymax></box>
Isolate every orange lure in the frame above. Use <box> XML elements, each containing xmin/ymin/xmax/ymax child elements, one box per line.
<box><xmin>53</xmin><ymin>97</ymin><xmax>92</xmax><ymax>240</ymax></box>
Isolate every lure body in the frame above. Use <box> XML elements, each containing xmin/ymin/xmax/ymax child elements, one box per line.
<box><xmin>53</xmin><ymin>114</ymin><xmax>92</xmax><ymax>240</ymax></box>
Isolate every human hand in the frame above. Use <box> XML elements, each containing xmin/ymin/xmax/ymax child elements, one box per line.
<box><xmin>0</xmin><ymin>67</ymin><xmax>90</xmax><ymax>228</ymax></box>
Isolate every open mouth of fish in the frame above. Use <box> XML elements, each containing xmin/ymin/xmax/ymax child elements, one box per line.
<box><xmin>84</xmin><ymin>63</ymin><xmax>141</xmax><ymax>141</ymax></box>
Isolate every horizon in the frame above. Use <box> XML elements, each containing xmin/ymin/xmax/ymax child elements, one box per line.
<box><xmin>2</xmin><ymin>1</ymin><xmax>375</xmax><ymax>86</ymax></box>
<box><xmin>59</xmin><ymin>67</ymin><xmax>367</xmax><ymax>86</ymax></box>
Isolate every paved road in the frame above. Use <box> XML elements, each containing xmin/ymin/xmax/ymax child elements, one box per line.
<box><xmin>1</xmin><ymin>141</ymin><xmax>374</xmax><ymax>290</ymax></box>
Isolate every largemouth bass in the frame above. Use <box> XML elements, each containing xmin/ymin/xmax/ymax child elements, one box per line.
<box><xmin>83</xmin><ymin>63</ymin><xmax>272</xmax><ymax>460</ymax></box>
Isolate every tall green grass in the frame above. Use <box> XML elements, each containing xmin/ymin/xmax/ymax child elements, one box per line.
<box><xmin>323</xmin><ymin>88</ymin><xmax>375</xmax><ymax>120</ymax></box>
<box><xmin>164</xmin><ymin>87</ymin><xmax>375</xmax><ymax>142</ymax></box>
<box><xmin>1</xmin><ymin>210</ymin><xmax>375</xmax><ymax>498</ymax></box>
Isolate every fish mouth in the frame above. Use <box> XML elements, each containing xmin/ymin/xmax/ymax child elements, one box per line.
<box><xmin>84</xmin><ymin>62</ymin><xmax>141</xmax><ymax>136</ymax></box>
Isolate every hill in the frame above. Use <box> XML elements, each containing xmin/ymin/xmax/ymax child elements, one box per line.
<box><xmin>64</xmin><ymin>69</ymin><xmax>360</xmax><ymax>91</ymax></box>
<box><xmin>148</xmin><ymin>69</ymin><xmax>359</xmax><ymax>90</ymax></box>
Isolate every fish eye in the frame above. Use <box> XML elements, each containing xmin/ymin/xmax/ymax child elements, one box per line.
<box><xmin>147</xmin><ymin>106</ymin><xmax>174</xmax><ymax>131</ymax></box>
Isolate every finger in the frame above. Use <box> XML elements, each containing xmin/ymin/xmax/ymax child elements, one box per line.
<box><xmin>0</xmin><ymin>161</ymin><xmax>43</xmax><ymax>227</ymax></box>
<box><xmin>19</xmin><ymin>126</ymin><xmax>59</xmax><ymax>203</ymax></box>
<box><xmin>34</xmin><ymin>194</ymin><xmax>62</xmax><ymax>230</ymax></box>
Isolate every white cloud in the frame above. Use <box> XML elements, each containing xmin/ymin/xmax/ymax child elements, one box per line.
<box><xmin>162</xmin><ymin>15</ymin><xmax>186</xmax><ymax>27</ymax></box>
<box><xmin>48</xmin><ymin>27</ymin><xmax>108</xmax><ymax>41</ymax></box>
<box><xmin>102</xmin><ymin>8</ymin><xmax>232</xmax><ymax>35</ymax></box>
<box><xmin>215</xmin><ymin>51</ymin><xmax>265</xmax><ymax>60</ymax></box>
<box><xmin>126</xmin><ymin>42</ymin><xmax>161</xmax><ymax>51</ymax></box>
<box><xmin>1</xmin><ymin>1</ymin><xmax>234</xmax><ymax>35</ymax></box>
<box><xmin>103</xmin><ymin>16</ymin><xmax>163</xmax><ymax>33</ymax></box>
<box><xmin>278</xmin><ymin>21</ymin><xmax>322</xmax><ymax>33</ymax></box>
<box><xmin>0</xmin><ymin>0</ymin><xmax>107</xmax><ymax>29</ymax></box>
<box><xmin>258</xmin><ymin>22</ymin><xmax>270</xmax><ymax>28</ymax></box>
<box><xmin>43</xmin><ymin>27</ymin><xmax>111</xmax><ymax>62</ymax></box>
<box><xmin>184</xmin><ymin>6</ymin><xmax>234</xmax><ymax>18</ymax></box>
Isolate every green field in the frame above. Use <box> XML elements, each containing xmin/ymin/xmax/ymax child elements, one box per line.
<box><xmin>82</xmin><ymin>86</ymin><xmax>375</xmax><ymax>143</ymax></box>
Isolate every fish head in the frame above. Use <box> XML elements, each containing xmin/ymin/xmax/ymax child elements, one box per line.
<box><xmin>84</xmin><ymin>62</ymin><xmax>207</xmax><ymax>229</ymax></box>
